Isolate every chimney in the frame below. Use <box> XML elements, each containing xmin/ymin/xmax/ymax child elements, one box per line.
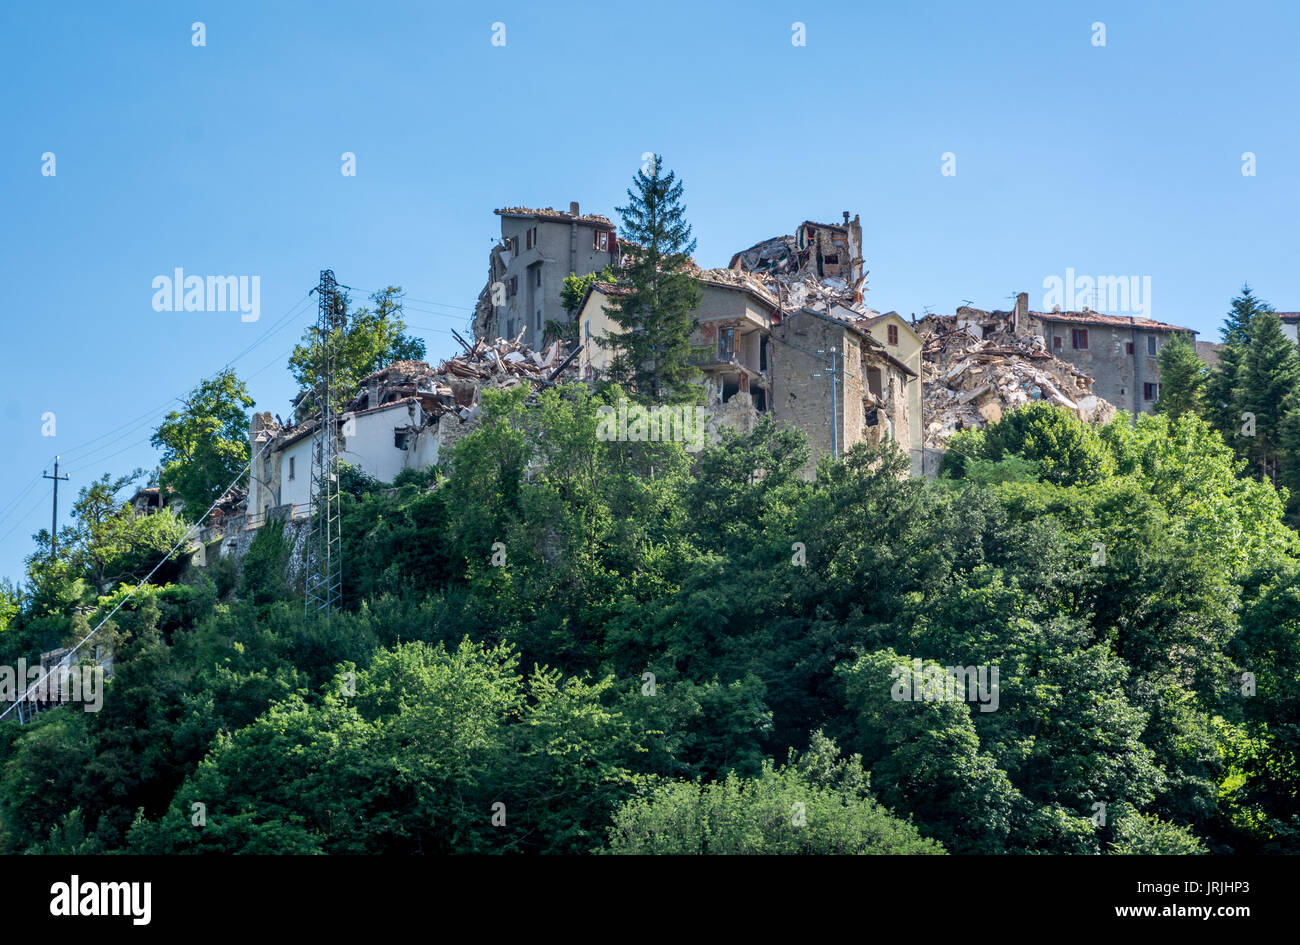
<box><xmin>842</xmin><ymin>210</ymin><xmax>850</xmax><ymax>224</ymax></box>
<box><xmin>570</xmin><ymin>201</ymin><xmax>580</xmax><ymax>217</ymax></box>
<box><xmin>1013</xmin><ymin>292</ymin><xmax>1028</xmax><ymax>333</ymax></box>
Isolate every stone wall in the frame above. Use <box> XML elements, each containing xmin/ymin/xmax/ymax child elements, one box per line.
<box><xmin>1030</xmin><ymin>317</ymin><xmax>1169</xmax><ymax>415</ymax></box>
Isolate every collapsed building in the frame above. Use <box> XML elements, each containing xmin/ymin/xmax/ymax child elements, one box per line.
<box><xmin>926</xmin><ymin>293</ymin><xmax>1195</xmax><ymax>417</ymax></box>
<box><xmin>575</xmin><ymin>212</ymin><xmax>924</xmax><ymax>475</ymax></box>
<box><xmin>916</xmin><ymin>298</ymin><xmax>1117</xmax><ymax>467</ymax></box>
<box><xmin>181</xmin><ymin>338</ymin><xmax>581</xmax><ymax>564</ymax></box>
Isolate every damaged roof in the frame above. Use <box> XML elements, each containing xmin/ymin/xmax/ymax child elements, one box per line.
<box><xmin>1029</xmin><ymin>309</ymin><xmax>1193</xmax><ymax>333</ymax></box>
<box><xmin>495</xmin><ymin>206</ymin><xmax>614</xmax><ymax>227</ymax></box>
<box><xmin>691</xmin><ymin>267</ymin><xmax>781</xmax><ymax>310</ymax></box>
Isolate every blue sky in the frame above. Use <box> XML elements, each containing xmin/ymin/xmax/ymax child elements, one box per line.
<box><xmin>1</xmin><ymin>0</ymin><xmax>1297</xmax><ymax>582</ymax></box>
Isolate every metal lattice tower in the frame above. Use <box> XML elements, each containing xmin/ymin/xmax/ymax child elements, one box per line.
<box><xmin>304</xmin><ymin>269</ymin><xmax>345</xmax><ymax>616</ymax></box>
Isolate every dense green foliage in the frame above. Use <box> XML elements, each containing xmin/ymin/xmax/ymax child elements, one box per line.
<box><xmin>2</xmin><ymin>379</ymin><xmax>1298</xmax><ymax>854</ymax></box>
<box><xmin>1154</xmin><ymin>332</ymin><xmax>1206</xmax><ymax>421</ymax></box>
<box><xmin>150</xmin><ymin>369</ymin><xmax>255</xmax><ymax>515</ymax></box>
<box><xmin>1199</xmin><ymin>285</ymin><xmax>1300</xmax><ymax>523</ymax></box>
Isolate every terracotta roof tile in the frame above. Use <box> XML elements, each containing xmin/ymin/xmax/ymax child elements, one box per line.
<box><xmin>1028</xmin><ymin>310</ymin><xmax>1192</xmax><ymax>333</ymax></box>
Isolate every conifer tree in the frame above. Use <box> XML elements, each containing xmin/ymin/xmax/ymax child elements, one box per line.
<box><xmin>1236</xmin><ymin>311</ymin><xmax>1300</xmax><ymax>484</ymax></box>
<box><xmin>1206</xmin><ymin>285</ymin><xmax>1272</xmax><ymax>451</ymax></box>
<box><xmin>1153</xmin><ymin>332</ymin><xmax>1207</xmax><ymax>420</ymax></box>
<box><xmin>1278</xmin><ymin>392</ymin><xmax>1300</xmax><ymax>521</ymax></box>
<box><xmin>599</xmin><ymin>155</ymin><xmax>702</xmax><ymax>403</ymax></box>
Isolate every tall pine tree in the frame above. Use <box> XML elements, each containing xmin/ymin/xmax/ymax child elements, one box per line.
<box><xmin>1153</xmin><ymin>332</ymin><xmax>1206</xmax><ymax>420</ymax></box>
<box><xmin>600</xmin><ymin>155</ymin><xmax>702</xmax><ymax>403</ymax></box>
<box><xmin>1237</xmin><ymin>311</ymin><xmax>1300</xmax><ymax>485</ymax></box>
<box><xmin>1206</xmin><ymin>285</ymin><xmax>1273</xmax><ymax>452</ymax></box>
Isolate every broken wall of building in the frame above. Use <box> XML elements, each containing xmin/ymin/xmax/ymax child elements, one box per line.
<box><xmin>918</xmin><ymin>313</ymin><xmax>1117</xmax><ymax>451</ymax></box>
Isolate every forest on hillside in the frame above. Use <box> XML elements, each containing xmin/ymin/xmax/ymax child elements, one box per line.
<box><xmin>1</xmin><ymin>383</ymin><xmax>1297</xmax><ymax>855</ymax></box>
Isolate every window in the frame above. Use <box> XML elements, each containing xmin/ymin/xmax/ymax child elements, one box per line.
<box><xmin>594</xmin><ymin>230</ymin><xmax>610</xmax><ymax>252</ymax></box>
<box><xmin>866</xmin><ymin>367</ymin><xmax>883</xmax><ymax>399</ymax></box>
<box><xmin>508</xmin><ymin>276</ymin><xmax>518</xmax><ymax>298</ymax></box>
<box><xmin>534</xmin><ymin>268</ymin><xmax>542</xmax><ymax>288</ymax></box>
<box><xmin>718</xmin><ymin>328</ymin><xmax>736</xmax><ymax>359</ymax></box>
<box><xmin>1072</xmin><ymin>328</ymin><xmax>1088</xmax><ymax>349</ymax></box>
<box><xmin>1053</xmin><ymin>335</ymin><xmax>1063</xmax><ymax>351</ymax></box>
<box><xmin>760</xmin><ymin>336</ymin><xmax>769</xmax><ymax>371</ymax></box>
<box><xmin>1147</xmin><ymin>335</ymin><xmax>1157</xmax><ymax>356</ymax></box>
<box><xmin>288</xmin><ymin>456</ymin><xmax>295</xmax><ymax>480</ymax></box>
<box><xmin>394</xmin><ymin>430</ymin><xmax>409</xmax><ymax>449</ymax></box>
<box><xmin>1125</xmin><ymin>342</ymin><xmax>1134</xmax><ymax>355</ymax></box>
<box><xmin>823</xmin><ymin>253</ymin><xmax>839</xmax><ymax>265</ymax></box>
<box><xmin>887</xmin><ymin>324</ymin><xmax>899</xmax><ymax>346</ymax></box>
<box><xmin>1144</xmin><ymin>383</ymin><xmax>1159</xmax><ymax>401</ymax></box>
<box><xmin>535</xmin><ymin>311</ymin><xmax>542</xmax><ymax>331</ymax></box>
<box><xmin>525</xmin><ymin>226</ymin><xmax>538</xmax><ymax>250</ymax></box>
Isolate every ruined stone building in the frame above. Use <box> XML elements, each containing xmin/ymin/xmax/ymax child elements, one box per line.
<box><xmin>728</xmin><ymin>214</ymin><xmax>865</xmax><ymax>284</ymax></box>
<box><xmin>574</xmin><ymin>231</ymin><xmax>919</xmax><ymax>475</ymax></box>
<box><xmin>945</xmin><ymin>293</ymin><xmax>1196</xmax><ymax>415</ymax></box>
<box><xmin>471</xmin><ymin>204</ymin><xmax>621</xmax><ymax>350</ymax></box>
<box><xmin>234</xmin><ymin>341</ymin><xmax>571</xmax><ymax>541</ymax></box>
<box><xmin>770</xmin><ymin>305</ymin><xmax>915</xmax><ymax>472</ymax></box>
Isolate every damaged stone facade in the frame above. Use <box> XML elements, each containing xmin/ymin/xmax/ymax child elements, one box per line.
<box><xmin>930</xmin><ymin>292</ymin><xmax>1195</xmax><ymax>417</ymax></box>
<box><xmin>771</xmin><ymin>305</ymin><xmax>914</xmax><ymax>475</ymax></box>
<box><xmin>213</xmin><ymin>339</ymin><xmax>576</xmax><ymax>560</ymax></box>
<box><xmin>729</xmin><ymin>213</ymin><xmax>865</xmax><ymax>284</ymax></box>
<box><xmin>574</xmin><ymin>212</ymin><xmax>918</xmax><ymax>476</ymax></box>
<box><xmin>471</xmin><ymin>203</ymin><xmax>620</xmax><ymax>349</ymax></box>
<box><xmin>917</xmin><ymin>302</ymin><xmax>1117</xmax><ymax>464</ymax></box>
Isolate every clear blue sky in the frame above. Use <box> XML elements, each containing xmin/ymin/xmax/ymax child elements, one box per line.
<box><xmin>1</xmin><ymin>0</ymin><xmax>1297</xmax><ymax>582</ymax></box>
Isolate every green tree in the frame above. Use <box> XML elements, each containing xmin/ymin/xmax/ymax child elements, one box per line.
<box><xmin>289</xmin><ymin>286</ymin><xmax>426</xmax><ymax>415</ymax></box>
<box><xmin>552</xmin><ymin>265</ymin><xmax>619</xmax><ymax>345</ymax></box>
<box><xmin>599</xmin><ymin>155</ymin><xmax>702</xmax><ymax>403</ymax></box>
<box><xmin>65</xmin><ymin>472</ymin><xmax>189</xmax><ymax>596</ymax></box>
<box><xmin>1154</xmin><ymin>332</ymin><xmax>1207</xmax><ymax>420</ymax></box>
<box><xmin>605</xmin><ymin>731</ymin><xmax>943</xmax><ymax>854</ymax></box>
<box><xmin>951</xmin><ymin>401</ymin><xmax>1112</xmax><ymax>486</ymax></box>
<box><xmin>131</xmin><ymin>640</ymin><xmax>637</xmax><ymax>854</ymax></box>
<box><xmin>1206</xmin><ymin>285</ymin><xmax>1273</xmax><ymax>450</ymax></box>
<box><xmin>151</xmin><ymin>368</ymin><xmax>254</xmax><ymax>514</ymax></box>
<box><xmin>1237</xmin><ymin>311</ymin><xmax>1300</xmax><ymax>485</ymax></box>
<box><xmin>1110</xmin><ymin>812</ymin><xmax>1206</xmax><ymax>854</ymax></box>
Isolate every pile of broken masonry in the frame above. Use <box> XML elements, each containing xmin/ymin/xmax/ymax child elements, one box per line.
<box><xmin>916</xmin><ymin>314</ymin><xmax>1116</xmax><ymax>449</ymax></box>
<box><xmin>343</xmin><ymin>335</ymin><xmax>577</xmax><ymax>422</ymax></box>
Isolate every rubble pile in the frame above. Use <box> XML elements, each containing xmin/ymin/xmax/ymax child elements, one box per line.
<box><xmin>918</xmin><ymin>315</ymin><xmax>1115</xmax><ymax>448</ymax></box>
<box><xmin>344</xmin><ymin>337</ymin><xmax>576</xmax><ymax>421</ymax></box>
<box><xmin>724</xmin><ymin>253</ymin><xmax>871</xmax><ymax>317</ymax></box>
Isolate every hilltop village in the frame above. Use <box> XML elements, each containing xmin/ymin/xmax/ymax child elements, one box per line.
<box><xmin>138</xmin><ymin>200</ymin><xmax>1209</xmax><ymax>562</ymax></box>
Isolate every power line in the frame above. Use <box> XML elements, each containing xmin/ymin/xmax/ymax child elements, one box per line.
<box><xmin>0</xmin><ymin>476</ymin><xmax>46</xmax><ymax>532</ymax></box>
<box><xmin>0</xmin><ymin>435</ymin><xmax>276</xmax><ymax>722</ymax></box>
<box><xmin>347</xmin><ymin>287</ymin><xmax>473</xmax><ymax>312</ymax></box>
<box><xmin>0</xmin><ymin>486</ymin><xmax>51</xmax><ymax>548</ymax></box>
<box><xmin>49</xmin><ymin>293</ymin><xmax>314</xmax><ymax>465</ymax></box>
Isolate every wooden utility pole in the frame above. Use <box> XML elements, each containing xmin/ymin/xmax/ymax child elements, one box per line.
<box><xmin>43</xmin><ymin>456</ymin><xmax>68</xmax><ymax>559</ymax></box>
